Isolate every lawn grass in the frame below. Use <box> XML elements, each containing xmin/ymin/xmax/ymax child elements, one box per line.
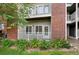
<box><xmin>0</xmin><ymin>48</ymin><xmax>28</xmax><ymax>55</ymax></box>
<box><xmin>0</xmin><ymin>48</ymin><xmax>79</xmax><ymax>55</ymax></box>
<box><xmin>28</xmin><ymin>51</ymin><xmax>79</xmax><ymax>55</ymax></box>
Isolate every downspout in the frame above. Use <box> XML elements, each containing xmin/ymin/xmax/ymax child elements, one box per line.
<box><xmin>65</xmin><ymin>3</ymin><xmax>67</xmax><ymax>40</ymax></box>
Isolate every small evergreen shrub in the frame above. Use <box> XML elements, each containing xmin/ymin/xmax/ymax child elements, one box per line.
<box><xmin>16</xmin><ymin>39</ymin><xmax>29</xmax><ymax>50</ymax></box>
<box><xmin>39</xmin><ymin>40</ymin><xmax>51</xmax><ymax>50</ymax></box>
<box><xmin>51</xmin><ymin>39</ymin><xmax>70</xmax><ymax>49</ymax></box>
<box><xmin>30</xmin><ymin>38</ymin><xmax>39</xmax><ymax>48</ymax></box>
<box><xmin>2</xmin><ymin>39</ymin><xmax>13</xmax><ymax>48</ymax></box>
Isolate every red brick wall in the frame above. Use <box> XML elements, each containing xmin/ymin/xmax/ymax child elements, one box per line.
<box><xmin>7</xmin><ymin>27</ymin><xmax>17</xmax><ymax>40</ymax></box>
<box><xmin>51</xmin><ymin>3</ymin><xmax>66</xmax><ymax>39</ymax></box>
<box><xmin>0</xmin><ymin>16</ymin><xmax>17</xmax><ymax>40</ymax></box>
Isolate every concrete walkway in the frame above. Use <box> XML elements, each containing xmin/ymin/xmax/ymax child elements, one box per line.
<box><xmin>69</xmin><ymin>39</ymin><xmax>79</xmax><ymax>51</ymax></box>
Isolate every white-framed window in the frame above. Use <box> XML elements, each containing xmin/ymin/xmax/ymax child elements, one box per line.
<box><xmin>36</xmin><ymin>6</ymin><xmax>44</xmax><ymax>14</ymax></box>
<box><xmin>35</xmin><ymin>26</ymin><xmax>42</xmax><ymax>34</ymax></box>
<box><xmin>29</xmin><ymin>7</ymin><xmax>36</xmax><ymax>15</ymax></box>
<box><xmin>26</xmin><ymin>26</ymin><xmax>32</xmax><ymax>34</ymax></box>
<box><xmin>29</xmin><ymin>4</ymin><xmax>50</xmax><ymax>15</ymax></box>
<box><xmin>44</xmin><ymin>5</ymin><xmax>49</xmax><ymax>14</ymax></box>
<box><xmin>44</xmin><ymin>26</ymin><xmax>48</xmax><ymax>35</ymax></box>
<box><xmin>29</xmin><ymin>7</ymin><xmax>33</xmax><ymax>15</ymax></box>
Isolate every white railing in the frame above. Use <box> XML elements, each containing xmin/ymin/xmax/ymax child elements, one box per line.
<box><xmin>67</xmin><ymin>12</ymin><xmax>76</xmax><ymax>23</ymax></box>
<box><xmin>67</xmin><ymin>12</ymin><xmax>76</xmax><ymax>21</ymax></box>
<box><xmin>28</xmin><ymin>4</ymin><xmax>51</xmax><ymax>18</ymax></box>
<box><xmin>71</xmin><ymin>12</ymin><xmax>76</xmax><ymax>21</ymax></box>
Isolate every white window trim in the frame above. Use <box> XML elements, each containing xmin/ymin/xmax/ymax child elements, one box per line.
<box><xmin>29</xmin><ymin>4</ymin><xmax>50</xmax><ymax>16</ymax></box>
<box><xmin>35</xmin><ymin>25</ymin><xmax>42</xmax><ymax>34</ymax></box>
<box><xmin>44</xmin><ymin>26</ymin><xmax>49</xmax><ymax>35</ymax></box>
<box><xmin>26</xmin><ymin>25</ymin><xmax>33</xmax><ymax>34</ymax></box>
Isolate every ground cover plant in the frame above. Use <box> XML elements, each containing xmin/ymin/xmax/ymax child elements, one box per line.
<box><xmin>0</xmin><ymin>38</ymin><xmax>71</xmax><ymax>50</ymax></box>
<box><xmin>51</xmin><ymin>39</ymin><xmax>71</xmax><ymax>49</ymax></box>
<box><xmin>39</xmin><ymin>40</ymin><xmax>52</xmax><ymax>50</ymax></box>
<box><xmin>15</xmin><ymin>39</ymin><xmax>29</xmax><ymax>50</ymax></box>
<box><xmin>29</xmin><ymin>38</ymin><xmax>39</xmax><ymax>48</ymax></box>
<box><xmin>0</xmin><ymin>38</ymin><xmax>72</xmax><ymax>55</ymax></box>
<box><xmin>1</xmin><ymin>39</ymin><xmax>14</xmax><ymax>48</ymax></box>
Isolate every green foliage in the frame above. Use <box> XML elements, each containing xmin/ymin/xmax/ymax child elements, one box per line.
<box><xmin>1</xmin><ymin>39</ymin><xmax>13</xmax><ymax>48</ymax></box>
<box><xmin>50</xmin><ymin>51</ymin><xmax>65</xmax><ymax>55</ymax></box>
<box><xmin>30</xmin><ymin>38</ymin><xmax>39</xmax><ymax>48</ymax></box>
<box><xmin>52</xmin><ymin>39</ymin><xmax>70</xmax><ymax>49</ymax></box>
<box><xmin>16</xmin><ymin>39</ymin><xmax>29</xmax><ymax>50</ymax></box>
<box><xmin>0</xmin><ymin>38</ymin><xmax>71</xmax><ymax>51</ymax></box>
<box><xmin>15</xmin><ymin>3</ymin><xmax>31</xmax><ymax>27</ymax></box>
<box><xmin>6</xmin><ymin>15</ymin><xmax>14</xmax><ymax>21</ymax></box>
<box><xmin>0</xmin><ymin>48</ymin><xmax>28</xmax><ymax>55</ymax></box>
<box><xmin>0</xmin><ymin>3</ymin><xmax>31</xmax><ymax>27</ymax></box>
<box><xmin>0</xmin><ymin>4</ymin><xmax>17</xmax><ymax>16</ymax></box>
<box><xmin>29</xmin><ymin>50</ymin><xmax>68</xmax><ymax>55</ymax></box>
<box><xmin>39</xmin><ymin>40</ymin><xmax>51</xmax><ymax>50</ymax></box>
<box><xmin>0</xmin><ymin>48</ymin><xmax>78</xmax><ymax>55</ymax></box>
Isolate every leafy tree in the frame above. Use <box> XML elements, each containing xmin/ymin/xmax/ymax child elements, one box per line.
<box><xmin>0</xmin><ymin>3</ymin><xmax>31</xmax><ymax>28</ymax></box>
<box><xmin>17</xmin><ymin>3</ymin><xmax>30</xmax><ymax>27</ymax></box>
<box><xmin>0</xmin><ymin>4</ymin><xmax>17</xmax><ymax>25</ymax></box>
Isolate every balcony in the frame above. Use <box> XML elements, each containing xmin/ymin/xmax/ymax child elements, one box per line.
<box><xmin>28</xmin><ymin>4</ymin><xmax>51</xmax><ymax>18</ymax></box>
<box><xmin>67</xmin><ymin>12</ymin><xmax>76</xmax><ymax>24</ymax></box>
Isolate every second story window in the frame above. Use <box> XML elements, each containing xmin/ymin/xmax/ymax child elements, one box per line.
<box><xmin>29</xmin><ymin>7</ymin><xmax>33</xmax><ymax>15</ymax></box>
<box><xmin>29</xmin><ymin>7</ymin><xmax>36</xmax><ymax>15</ymax></box>
<box><xmin>37</xmin><ymin>6</ymin><xmax>44</xmax><ymax>14</ymax></box>
<box><xmin>44</xmin><ymin>5</ymin><xmax>49</xmax><ymax>14</ymax></box>
<box><xmin>29</xmin><ymin>4</ymin><xmax>50</xmax><ymax>15</ymax></box>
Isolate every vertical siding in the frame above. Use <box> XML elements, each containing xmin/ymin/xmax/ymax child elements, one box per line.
<box><xmin>18</xmin><ymin>26</ymin><xmax>27</xmax><ymax>39</ymax></box>
<box><xmin>18</xmin><ymin>19</ymin><xmax>51</xmax><ymax>39</ymax></box>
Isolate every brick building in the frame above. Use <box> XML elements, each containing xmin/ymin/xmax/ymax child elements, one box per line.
<box><xmin>0</xmin><ymin>3</ymin><xmax>68</xmax><ymax>40</ymax></box>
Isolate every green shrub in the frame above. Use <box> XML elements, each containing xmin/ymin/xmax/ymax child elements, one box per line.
<box><xmin>52</xmin><ymin>39</ymin><xmax>70</xmax><ymax>49</ymax></box>
<box><xmin>39</xmin><ymin>40</ymin><xmax>51</xmax><ymax>50</ymax></box>
<box><xmin>1</xmin><ymin>39</ymin><xmax>13</xmax><ymax>48</ymax></box>
<box><xmin>61</xmin><ymin>42</ymin><xmax>70</xmax><ymax>49</ymax></box>
<box><xmin>16</xmin><ymin>39</ymin><xmax>29</xmax><ymax>50</ymax></box>
<box><xmin>30</xmin><ymin>38</ymin><xmax>39</xmax><ymax>48</ymax></box>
